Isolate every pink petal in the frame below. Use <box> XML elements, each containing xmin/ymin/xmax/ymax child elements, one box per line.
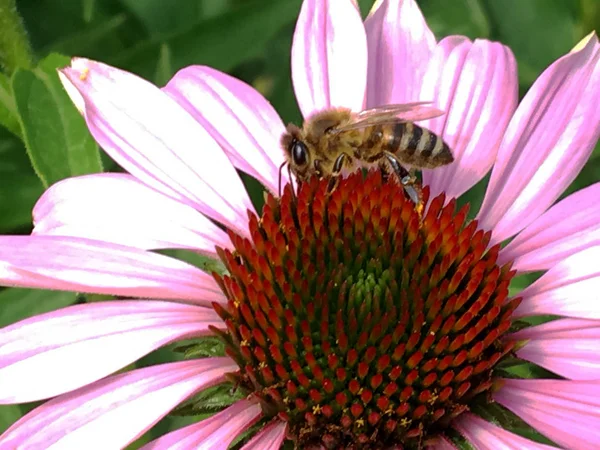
<box><xmin>59</xmin><ymin>58</ymin><xmax>254</xmax><ymax>239</ymax></box>
<box><xmin>515</xmin><ymin>246</ymin><xmax>600</xmax><ymax>319</ymax></box>
<box><xmin>421</xmin><ymin>37</ymin><xmax>518</xmax><ymax>200</ymax></box>
<box><xmin>511</xmin><ymin>318</ymin><xmax>600</xmax><ymax>380</ymax></box>
<box><xmin>499</xmin><ymin>183</ymin><xmax>600</xmax><ymax>272</ymax></box>
<box><xmin>429</xmin><ymin>436</ymin><xmax>457</xmax><ymax>450</ymax></box>
<box><xmin>33</xmin><ymin>173</ymin><xmax>231</xmax><ymax>256</ymax></box>
<box><xmin>240</xmin><ymin>420</ymin><xmax>287</xmax><ymax>450</ymax></box>
<box><xmin>291</xmin><ymin>0</ymin><xmax>367</xmax><ymax>117</ymax></box>
<box><xmin>494</xmin><ymin>378</ymin><xmax>600</xmax><ymax>450</ymax></box>
<box><xmin>364</xmin><ymin>0</ymin><xmax>436</xmax><ymax>108</ymax></box>
<box><xmin>0</xmin><ymin>301</ymin><xmax>223</xmax><ymax>403</ymax></box>
<box><xmin>163</xmin><ymin>66</ymin><xmax>288</xmax><ymax>194</ymax></box>
<box><xmin>453</xmin><ymin>412</ymin><xmax>556</xmax><ymax>450</ymax></box>
<box><xmin>0</xmin><ymin>235</ymin><xmax>224</xmax><ymax>304</ymax></box>
<box><xmin>477</xmin><ymin>34</ymin><xmax>600</xmax><ymax>244</ymax></box>
<box><xmin>141</xmin><ymin>399</ymin><xmax>262</xmax><ymax>449</ymax></box>
<box><xmin>0</xmin><ymin>358</ymin><xmax>237</xmax><ymax>449</ymax></box>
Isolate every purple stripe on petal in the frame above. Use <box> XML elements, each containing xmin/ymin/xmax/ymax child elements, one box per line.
<box><xmin>422</xmin><ymin>38</ymin><xmax>518</xmax><ymax>200</ymax></box>
<box><xmin>453</xmin><ymin>413</ymin><xmax>557</xmax><ymax>450</ymax></box>
<box><xmin>240</xmin><ymin>420</ymin><xmax>287</xmax><ymax>450</ymax></box>
<box><xmin>0</xmin><ymin>301</ymin><xmax>223</xmax><ymax>403</ymax></box>
<box><xmin>494</xmin><ymin>378</ymin><xmax>600</xmax><ymax>450</ymax></box>
<box><xmin>141</xmin><ymin>399</ymin><xmax>262</xmax><ymax>449</ymax></box>
<box><xmin>163</xmin><ymin>66</ymin><xmax>288</xmax><ymax>194</ymax></box>
<box><xmin>33</xmin><ymin>173</ymin><xmax>231</xmax><ymax>256</ymax></box>
<box><xmin>59</xmin><ymin>58</ymin><xmax>254</xmax><ymax>239</ymax></box>
<box><xmin>292</xmin><ymin>0</ymin><xmax>367</xmax><ymax>117</ymax></box>
<box><xmin>511</xmin><ymin>318</ymin><xmax>600</xmax><ymax>380</ymax></box>
<box><xmin>499</xmin><ymin>183</ymin><xmax>600</xmax><ymax>273</ymax></box>
<box><xmin>0</xmin><ymin>236</ymin><xmax>225</xmax><ymax>304</ymax></box>
<box><xmin>364</xmin><ymin>0</ymin><xmax>436</xmax><ymax>108</ymax></box>
<box><xmin>0</xmin><ymin>358</ymin><xmax>236</xmax><ymax>449</ymax></box>
<box><xmin>478</xmin><ymin>34</ymin><xmax>600</xmax><ymax>244</ymax></box>
<box><xmin>515</xmin><ymin>246</ymin><xmax>600</xmax><ymax>320</ymax></box>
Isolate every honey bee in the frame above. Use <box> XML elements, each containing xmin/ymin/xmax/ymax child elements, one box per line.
<box><xmin>280</xmin><ymin>102</ymin><xmax>453</xmax><ymax>205</ymax></box>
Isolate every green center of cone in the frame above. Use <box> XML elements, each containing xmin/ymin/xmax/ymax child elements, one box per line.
<box><xmin>212</xmin><ymin>171</ymin><xmax>520</xmax><ymax>449</ymax></box>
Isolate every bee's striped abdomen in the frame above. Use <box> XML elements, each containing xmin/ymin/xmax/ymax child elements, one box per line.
<box><xmin>385</xmin><ymin>121</ymin><xmax>453</xmax><ymax>169</ymax></box>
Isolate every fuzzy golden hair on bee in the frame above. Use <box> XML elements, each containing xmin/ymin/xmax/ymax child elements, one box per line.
<box><xmin>302</xmin><ymin>108</ymin><xmax>353</xmax><ymax>139</ymax></box>
<box><xmin>280</xmin><ymin>124</ymin><xmax>300</xmax><ymax>156</ymax></box>
<box><xmin>279</xmin><ymin>102</ymin><xmax>454</xmax><ymax>205</ymax></box>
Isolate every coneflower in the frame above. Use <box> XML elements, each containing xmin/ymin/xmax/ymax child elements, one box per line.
<box><xmin>0</xmin><ymin>0</ymin><xmax>599</xmax><ymax>448</ymax></box>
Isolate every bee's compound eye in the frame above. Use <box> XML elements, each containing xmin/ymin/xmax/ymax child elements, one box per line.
<box><xmin>291</xmin><ymin>140</ymin><xmax>309</xmax><ymax>167</ymax></box>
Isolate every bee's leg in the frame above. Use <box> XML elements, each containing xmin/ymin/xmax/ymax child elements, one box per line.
<box><xmin>326</xmin><ymin>176</ymin><xmax>340</xmax><ymax>193</ymax></box>
<box><xmin>327</xmin><ymin>153</ymin><xmax>350</xmax><ymax>193</ymax></box>
<box><xmin>383</xmin><ymin>151</ymin><xmax>422</xmax><ymax>207</ymax></box>
<box><xmin>286</xmin><ymin>163</ymin><xmax>298</xmax><ymax>203</ymax></box>
<box><xmin>315</xmin><ymin>158</ymin><xmax>337</xmax><ymax>191</ymax></box>
<box><xmin>378</xmin><ymin>157</ymin><xmax>392</xmax><ymax>183</ymax></box>
<box><xmin>278</xmin><ymin>162</ymin><xmax>287</xmax><ymax>198</ymax></box>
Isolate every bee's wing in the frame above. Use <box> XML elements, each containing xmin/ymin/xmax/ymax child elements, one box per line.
<box><xmin>355</xmin><ymin>102</ymin><xmax>443</xmax><ymax>120</ymax></box>
<box><xmin>334</xmin><ymin>102</ymin><xmax>445</xmax><ymax>133</ymax></box>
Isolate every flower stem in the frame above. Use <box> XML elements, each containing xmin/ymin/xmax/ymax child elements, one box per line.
<box><xmin>0</xmin><ymin>0</ymin><xmax>34</xmax><ymax>75</ymax></box>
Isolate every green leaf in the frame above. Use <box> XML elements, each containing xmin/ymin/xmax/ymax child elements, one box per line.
<box><xmin>159</xmin><ymin>249</ymin><xmax>227</xmax><ymax>275</ymax></box>
<box><xmin>501</xmin><ymin>362</ymin><xmax>558</xmax><ymax>380</ymax></box>
<box><xmin>112</xmin><ymin>0</ymin><xmax>302</xmax><ymax>82</ymax></box>
<box><xmin>0</xmin><ymin>73</ymin><xmax>21</xmax><ymax>137</ymax></box>
<box><xmin>200</xmin><ymin>0</ymin><xmax>235</xmax><ymax>19</ymax></box>
<box><xmin>508</xmin><ymin>271</ymin><xmax>543</xmax><ymax>298</ymax></box>
<box><xmin>442</xmin><ymin>431</ymin><xmax>475</xmax><ymax>450</ymax></box>
<box><xmin>473</xmin><ymin>402</ymin><xmax>558</xmax><ymax>446</ymax></box>
<box><xmin>578</xmin><ymin>0</ymin><xmax>600</xmax><ymax>37</ymax></box>
<box><xmin>119</xmin><ymin>0</ymin><xmax>202</xmax><ymax>35</ymax></box>
<box><xmin>41</xmin><ymin>14</ymin><xmax>131</xmax><ymax>60</ymax></box>
<box><xmin>0</xmin><ymin>171</ymin><xmax>43</xmax><ymax>232</ymax></box>
<box><xmin>154</xmin><ymin>44</ymin><xmax>173</xmax><ymax>87</ymax></box>
<box><xmin>0</xmin><ymin>0</ymin><xmax>35</xmax><ymax>75</ymax></box>
<box><xmin>263</xmin><ymin>23</ymin><xmax>301</xmax><ymax>125</ymax></box>
<box><xmin>420</xmin><ymin>0</ymin><xmax>491</xmax><ymax>39</ymax></box>
<box><xmin>0</xmin><ymin>288</ymin><xmax>77</xmax><ymax>328</ymax></box>
<box><xmin>174</xmin><ymin>336</ymin><xmax>226</xmax><ymax>359</ymax></box>
<box><xmin>171</xmin><ymin>384</ymin><xmax>241</xmax><ymax>417</ymax></box>
<box><xmin>83</xmin><ymin>0</ymin><xmax>96</xmax><ymax>23</ymax></box>
<box><xmin>11</xmin><ymin>53</ymin><xmax>103</xmax><ymax>188</ymax></box>
<box><xmin>0</xmin><ymin>404</ymin><xmax>22</xmax><ymax>434</ymax></box>
<box><xmin>483</xmin><ymin>0</ymin><xmax>580</xmax><ymax>88</ymax></box>
<box><xmin>0</xmin><ymin>131</ymin><xmax>43</xmax><ymax>232</ymax></box>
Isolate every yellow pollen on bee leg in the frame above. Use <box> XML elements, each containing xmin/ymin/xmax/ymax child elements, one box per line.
<box><xmin>415</xmin><ymin>202</ymin><xmax>424</xmax><ymax>218</ymax></box>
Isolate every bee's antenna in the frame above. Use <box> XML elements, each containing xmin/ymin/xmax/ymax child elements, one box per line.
<box><xmin>278</xmin><ymin>161</ymin><xmax>287</xmax><ymax>198</ymax></box>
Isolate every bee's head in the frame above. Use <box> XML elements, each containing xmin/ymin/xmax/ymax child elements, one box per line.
<box><xmin>281</xmin><ymin>124</ymin><xmax>313</xmax><ymax>181</ymax></box>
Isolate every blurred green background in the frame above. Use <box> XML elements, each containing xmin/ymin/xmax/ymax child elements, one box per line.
<box><xmin>0</xmin><ymin>0</ymin><xmax>599</xmax><ymax>446</ymax></box>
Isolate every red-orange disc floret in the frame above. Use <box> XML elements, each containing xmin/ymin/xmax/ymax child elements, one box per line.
<box><xmin>212</xmin><ymin>171</ymin><xmax>520</xmax><ymax>449</ymax></box>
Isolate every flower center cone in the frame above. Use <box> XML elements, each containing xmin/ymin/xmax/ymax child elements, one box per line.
<box><xmin>212</xmin><ymin>171</ymin><xmax>520</xmax><ymax>449</ymax></box>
